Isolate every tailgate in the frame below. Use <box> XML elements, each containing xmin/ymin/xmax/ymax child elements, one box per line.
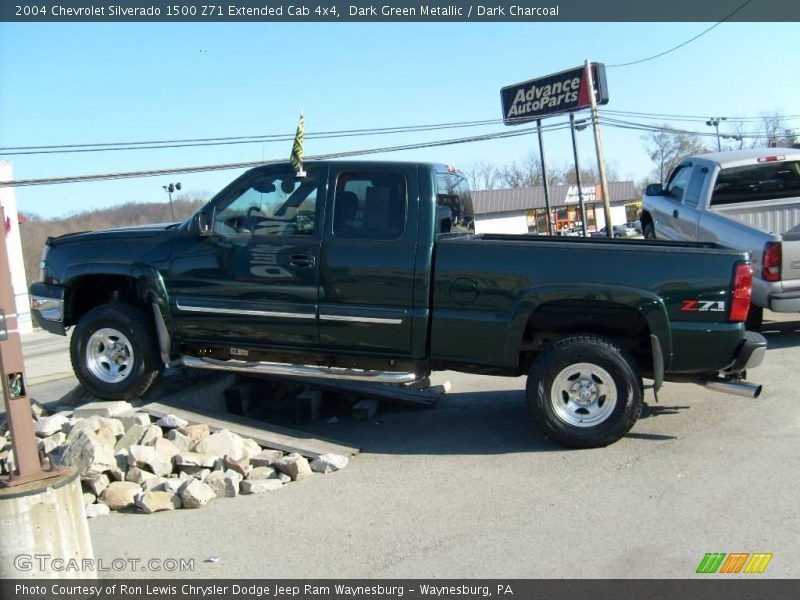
<box><xmin>780</xmin><ymin>233</ymin><xmax>800</xmax><ymax>282</ymax></box>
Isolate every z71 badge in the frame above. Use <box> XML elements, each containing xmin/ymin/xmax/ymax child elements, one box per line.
<box><xmin>681</xmin><ymin>300</ymin><xmax>726</xmax><ymax>312</ymax></box>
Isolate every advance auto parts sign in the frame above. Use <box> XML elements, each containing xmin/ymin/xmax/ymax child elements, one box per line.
<box><xmin>501</xmin><ymin>63</ymin><xmax>609</xmax><ymax>125</ymax></box>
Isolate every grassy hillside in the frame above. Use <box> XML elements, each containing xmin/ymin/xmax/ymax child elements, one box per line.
<box><xmin>18</xmin><ymin>195</ymin><xmax>207</xmax><ymax>287</ymax></box>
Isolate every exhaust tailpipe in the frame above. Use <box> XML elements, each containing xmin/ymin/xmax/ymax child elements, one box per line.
<box><xmin>703</xmin><ymin>379</ymin><xmax>763</xmax><ymax>399</ymax></box>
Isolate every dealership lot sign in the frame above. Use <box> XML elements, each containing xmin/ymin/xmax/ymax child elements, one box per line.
<box><xmin>501</xmin><ymin>63</ymin><xmax>609</xmax><ymax>124</ymax></box>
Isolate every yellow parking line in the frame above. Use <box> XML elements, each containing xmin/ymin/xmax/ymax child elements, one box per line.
<box><xmin>28</xmin><ymin>373</ymin><xmax>75</xmax><ymax>386</ymax></box>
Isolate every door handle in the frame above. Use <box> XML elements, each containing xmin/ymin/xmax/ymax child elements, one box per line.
<box><xmin>290</xmin><ymin>254</ymin><xmax>315</xmax><ymax>267</ymax></box>
<box><xmin>673</xmin><ymin>209</ymin><xmax>679</xmax><ymax>218</ymax></box>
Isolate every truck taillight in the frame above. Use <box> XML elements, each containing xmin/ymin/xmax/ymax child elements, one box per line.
<box><xmin>762</xmin><ymin>241</ymin><xmax>781</xmax><ymax>282</ymax></box>
<box><xmin>729</xmin><ymin>262</ymin><xmax>753</xmax><ymax>322</ymax></box>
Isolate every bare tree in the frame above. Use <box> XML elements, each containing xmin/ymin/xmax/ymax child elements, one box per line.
<box><xmin>642</xmin><ymin>125</ymin><xmax>707</xmax><ymax>183</ymax></box>
<box><xmin>751</xmin><ymin>112</ymin><xmax>798</xmax><ymax>148</ymax></box>
<box><xmin>462</xmin><ymin>160</ymin><xmax>502</xmax><ymax>191</ymax></box>
<box><xmin>499</xmin><ymin>152</ymin><xmax>563</xmax><ymax>188</ymax></box>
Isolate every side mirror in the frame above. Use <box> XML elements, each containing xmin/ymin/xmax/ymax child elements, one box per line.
<box><xmin>190</xmin><ymin>206</ymin><xmax>215</xmax><ymax>237</ymax></box>
<box><xmin>645</xmin><ymin>183</ymin><xmax>663</xmax><ymax>196</ymax></box>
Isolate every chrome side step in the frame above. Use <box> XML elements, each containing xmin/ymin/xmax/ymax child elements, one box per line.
<box><xmin>179</xmin><ymin>356</ymin><xmax>423</xmax><ymax>385</ymax></box>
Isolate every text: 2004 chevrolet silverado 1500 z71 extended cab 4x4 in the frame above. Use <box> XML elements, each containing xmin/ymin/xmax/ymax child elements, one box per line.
<box><xmin>30</xmin><ymin>161</ymin><xmax>766</xmax><ymax>447</ymax></box>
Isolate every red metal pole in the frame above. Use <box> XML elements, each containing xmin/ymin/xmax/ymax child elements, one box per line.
<box><xmin>0</xmin><ymin>205</ymin><xmax>56</xmax><ymax>486</ymax></box>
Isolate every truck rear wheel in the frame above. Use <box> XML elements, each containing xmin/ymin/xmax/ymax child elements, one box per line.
<box><xmin>70</xmin><ymin>303</ymin><xmax>163</xmax><ymax>401</ymax></box>
<box><xmin>643</xmin><ymin>222</ymin><xmax>656</xmax><ymax>240</ymax></box>
<box><xmin>526</xmin><ymin>335</ymin><xmax>643</xmax><ymax>448</ymax></box>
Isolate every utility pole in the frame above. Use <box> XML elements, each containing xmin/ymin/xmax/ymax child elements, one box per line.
<box><xmin>536</xmin><ymin>119</ymin><xmax>553</xmax><ymax>236</ymax></box>
<box><xmin>162</xmin><ymin>182</ymin><xmax>181</xmax><ymax>221</ymax></box>
<box><xmin>569</xmin><ymin>114</ymin><xmax>588</xmax><ymax>237</ymax></box>
<box><xmin>585</xmin><ymin>59</ymin><xmax>613</xmax><ymax>238</ymax></box>
<box><xmin>706</xmin><ymin>117</ymin><xmax>727</xmax><ymax>151</ymax></box>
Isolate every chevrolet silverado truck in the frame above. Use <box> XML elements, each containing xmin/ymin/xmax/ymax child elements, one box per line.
<box><xmin>640</xmin><ymin>148</ymin><xmax>800</xmax><ymax>329</ymax></box>
<box><xmin>30</xmin><ymin>160</ymin><xmax>766</xmax><ymax>448</ymax></box>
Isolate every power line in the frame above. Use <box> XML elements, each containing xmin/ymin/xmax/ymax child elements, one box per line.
<box><xmin>0</xmin><ymin>121</ymin><xmax>573</xmax><ymax>188</ymax></box>
<box><xmin>606</xmin><ymin>0</ymin><xmax>754</xmax><ymax>68</ymax></box>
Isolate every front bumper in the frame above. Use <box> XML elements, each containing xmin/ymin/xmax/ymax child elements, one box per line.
<box><xmin>29</xmin><ymin>282</ymin><xmax>67</xmax><ymax>336</ymax></box>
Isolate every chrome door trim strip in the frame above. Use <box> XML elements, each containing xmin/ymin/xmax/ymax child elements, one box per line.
<box><xmin>175</xmin><ymin>300</ymin><xmax>315</xmax><ymax>320</ymax></box>
<box><xmin>319</xmin><ymin>314</ymin><xmax>403</xmax><ymax>325</ymax></box>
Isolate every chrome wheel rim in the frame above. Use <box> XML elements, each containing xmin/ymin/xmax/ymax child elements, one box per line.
<box><xmin>86</xmin><ymin>328</ymin><xmax>134</xmax><ymax>384</ymax></box>
<box><xmin>550</xmin><ymin>362</ymin><xmax>617</xmax><ymax>428</ymax></box>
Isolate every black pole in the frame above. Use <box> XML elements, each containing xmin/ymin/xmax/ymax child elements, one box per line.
<box><xmin>536</xmin><ymin>119</ymin><xmax>553</xmax><ymax>236</ymax></box>
<box><xmin>570</xmin><ymin>114</ymin><xmax>588</xmax><ymax>237</ymax></box>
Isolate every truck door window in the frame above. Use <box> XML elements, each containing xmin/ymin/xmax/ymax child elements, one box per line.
<box><xmin>213</xmin><ymin>170</ymin><xmax>320</xmax><ymax>236</ymax></box>
<box><xmin>333</xmin><ymin>172</ymin><xmax>407</xmax><ymax>240</ymax></box>
<box><xmin>683</xmin><ymin>168</ymin><xmax>707</xmax><ymax>208</ymax></box>
<box><xmin>666</xmin><ymin>166</ymin><xmax>691</xmax><ymax>202</ymax></box>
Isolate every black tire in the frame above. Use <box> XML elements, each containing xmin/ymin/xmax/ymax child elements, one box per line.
<box><xmin>70</xmin><ymin>303</ymin><xmax>163</xmax><ymax>401</ymax></box>
<box><xmin>745</xmin><ymin>305</ymin><xmax>763</xmax><ymax>331</ymax></box>
<box><xmin>643</xmin><ymin>222</ymin><xmax>656</xmax><ymax>240</ymax></box>
<box><xmin>526</xmin><ymin>335</ymin><xmax>644</xmax><ymax>448</ymax></box>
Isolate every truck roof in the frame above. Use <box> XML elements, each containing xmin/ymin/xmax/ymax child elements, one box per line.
<box><xmin>255</xmin><ymin>159</ymin><xmax>457</xmax><ymax>173</ymax></box>
<box><xmin>696</xmin><ymin>147</ymin><xmax>800</xmax><ymax>169</ymax></box>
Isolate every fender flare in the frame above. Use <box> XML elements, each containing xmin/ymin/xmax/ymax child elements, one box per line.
<box><xmin>505</xmin><ymin>283</ymin><xmax>672</xmax><ymax>373</ymax></box>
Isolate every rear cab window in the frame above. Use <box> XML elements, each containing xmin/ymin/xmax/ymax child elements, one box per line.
<box><xmin>332</xmin><ymin>171</ymin><xmax>407</xmax><ymax>240</ymax></box>
<box><xmin>435</xmin><ymin>169</ymin><xmax>475</xmax><ymax>234</ymax></box>
<box><xmin>711</xmin><ymin>160</ymin><xmax>800</xmax><ymax>206</ymax></box>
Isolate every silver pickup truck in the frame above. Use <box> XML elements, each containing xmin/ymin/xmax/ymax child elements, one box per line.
<box><xmin>641</xmin><ymin>148</ymin><xmax>800</xmax><ymax>329</ymax></box>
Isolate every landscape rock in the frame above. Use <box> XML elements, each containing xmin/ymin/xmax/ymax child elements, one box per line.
<box><xmin>250</xmin><ymin>449</ymin><xmax>284</xmax><ymax>467</ymax></box>
<box><xmin>247</xmin><ymin>466</ymin><xmax>277</xmax><ymax>480</ymax></box>
<box><xmin>274</xmin><ymin>453</ymin><xmax>312</xmax><ymax>481</ymax></box>
<box><xmin>222</xmin><ymin>455</ymin><xmax>250</xmax><ymax>478</ymax></box>
<box><xmin>180</xmin><ymin>479</ymin><xmax>215</xmax><ymax>508</ymax></box>
<box><xmin>34</xmin><ymin>414</ymin><xmax>69</xmax><ymax>437</ymax></box>
<box><xmin>82</xmin><ymin>492</ymin><xmax>96</xmax><ymax>506</ymax></box>
<box><xmin>156</xmin><ymin>414</ymin><xmax>188</xmax><ymax>429</ymax></box>
<box><xmin>114</xmin><ymin>423</ymin><xmax>148</xmax><ymax>453</ymax></box>
<box><xmin>128</xmin><ymin>444</ymin><xmax>173</xmax><ymax>477</ymax></box>
<box><xmin>136</xmin><ymin>491</ymin><xmax>181</xmax><ymax>513</ymax></box>
<box><xmin>177</xmin><ymin>424</ymin><xmax>210</xmax><ymax>449</ymax></box>
<box><xmin>126</xmin><ymin>466</ymin><xmax>160</xmax><ymax>486</ymax></box>
<box><xmin>156</xmin><ymin>477</ymin><xmax>190</xmax><ymax>495</ymax></box>
<box><xmin>195</xmin><ymin>429</ymin><xmax>245</xmax><ymax>461</ymax></box>
<box><xmin>85</xmin><ymin>503</ymin><xmax>110</xmax><ymax>518</ymax></box>
<box><xmin>101</xmin><ymin>481</ymin><xmax>141</xmax><ymax>511</ymax></box>
<box><xmin>166</xmin><ymin>430</ymin><xmax>192</xmax><ymax>452</ymax></box>
<box><xmin>94</xmin><ymin>424</ymin><xmax>117</xmax><ymax>447</ymax></box>
<box><xmin>116</xmin><ymin>411</ymin><xmax>151</xmax><ymax>431</ymax></box>
<box><xmin>107</xmin><ymin>450</ymin><xmax>128</xmax><ymax>481</ymax></box>
<box><xmin>241</xmin><ymin>438</ymin><xmax>262</xmax><ymax>460</ymax></box>
<box><xmin>205</xmin><ymin>469</ymin><xmax>242</xmax><ymax>498</ymax></box>
<box><xmin>31</xmin><ymin>400</ymin><xmax>50</xmax><ymax>420</ymax></box>
<box><xmin>64</xmin><ymin>419</ymin><xmax>94</xmax><ymax>444</ymax></box>
<box><xmin>59</xmin><ymin>430</ymin><xmax>116</xmax><ymax>478</ymax></box>
<box><xmin>178</xmin><ymin>466</ymin><xmax>211</xmax><ymax>480</ymax></box>
<box><xmin>143</xmin><ymin>476</ymin><xmax>170</xmax><ymax>492</ymax></box>
<box><xmin>85</xmin><ymin>416</ymin><xmax>125</xmax><ymax>438</ymax></box>
<box><xmin>174</xmin><ymin>452</ymin><xmax>218</xmax><ymax>468</ymax></box>
<box><xmin>85</xmin><ymin>474</ymin><xmax>110</xmax><ymax>496</ymax></box>
<box><xmin>140</xmin><ymin>424</ymin><xmax>164</xmax><ymax>446</ymax></box>
<box><xmin>310</xmin><ymin>453</ymin><xmax>349</xmax><ymax>474</ymax></box>
<box><xmin>240</xmin><ymin>479</ymin><xmax>283</xmax><ymax>494</ymax></box>
<box><xmin>274</xmin><ymin>472</ymin><xmax>291</xmax><ymax>484</ymax></box>
<box><xmin>38</xmin><ymin>432</ymin><xmax>66</xmax><ymax>456</ymax></box>
<box><xmin>74</xmin><ymin>401</ymin><xmax>133</xmax><ymax>419</ymax></box>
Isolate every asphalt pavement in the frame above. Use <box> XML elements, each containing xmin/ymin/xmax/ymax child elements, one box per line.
<box><xmin>19</xmin><ymin>312</ymin><xmax>800</xmax><ymax>578</ymax></box>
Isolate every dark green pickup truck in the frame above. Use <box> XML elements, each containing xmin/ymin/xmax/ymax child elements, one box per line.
<box><xmin>30</xmin><ymin>160</ymin><xmax>766</xmax><ymax>447</ymax></box>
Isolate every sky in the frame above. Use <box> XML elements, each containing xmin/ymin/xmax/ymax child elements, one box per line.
<box><xmin>1</xmin><ymin>19</ymin><xmax>798</xmax><ymax>218</ymax></box>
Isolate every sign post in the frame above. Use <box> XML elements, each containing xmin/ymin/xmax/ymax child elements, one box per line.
<box><xmin>569</xmin><ymin>114</ymin><xmax>588</xmax><ymax>237</ymax></box>
<box><xmin>501</xmin><ymin>63</ymin><xmax>609</xmax><ymax>237</ymax></box>
<box><xmin>585</xmin><ymin>59</ymin><xmax>614</xmax><ymax>238</ymax></box>
<box><xmin>0</xmin><ymin>206</ymin><xmax>57</xmax><ymax>487</ymax></box>
<box><xmin>536</xmin><ymin>119</ymin><xmax>553</xmax><ymax>236</ymax></box>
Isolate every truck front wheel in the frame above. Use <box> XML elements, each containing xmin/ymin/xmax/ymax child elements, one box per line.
<box><xmin>70</xmin><ymin>303</ymin><xmax>163</xmax><ymax>401</ymax></box>
<box><xmin>526</xmin><ymin>336</ymin><xmax>643</xmax><ymax>448</ymax></box>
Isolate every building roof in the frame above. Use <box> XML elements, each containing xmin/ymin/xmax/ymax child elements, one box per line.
<box><xmin>472</xmin><ymin>181</ymin><xmax>637</xmax><ymax>215</ymax></box>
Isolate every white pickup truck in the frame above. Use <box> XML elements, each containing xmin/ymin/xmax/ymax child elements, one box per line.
<box><xmin>640</xmin><ymin>148</ymin><xmax>800</xmax><ymax>329</ymax></box>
